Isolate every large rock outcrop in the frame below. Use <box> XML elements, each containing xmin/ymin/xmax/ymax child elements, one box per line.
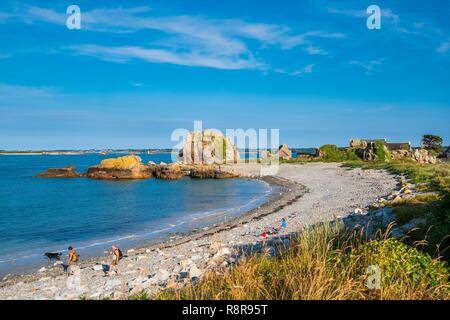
<box><xmin>86</xmin><ymin>156</ymin><xmax>152</xmax><ymax>180</ymax></box>
<box><xmin>391</xmin><ymin>149</ymin><xmax>437</xmax><ymax>164</ymax></box>
<box><xmin>181</xmin><ymin>130</ymin><xmax>240</xmax><ymax>165</ymax></box>
<box><xmin>37</xmin><ymin>166</ymin><xmax>83</xmax><ymax>178</ymax></box>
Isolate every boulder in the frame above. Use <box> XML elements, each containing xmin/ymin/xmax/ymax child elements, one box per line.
<box><xmin>154</xmin><ymin>163</ymin><xmax>185</xmax><ymax>180</ymax></box>
<box><xmin>37</xmin><ymin>166</ymin><xmax>83</xmax><ymax>178</ymax></box>
<box><xmin>148</xmin><ymin>269</ymin><xmax>171</xmax><ymax>286</ymax></box>
<box><xmin>86</xmin><ymin>156</ymin><xmax>152</xmax><ymax>180</ymax></box>
<box><xmin>181</xmin><ymin>130</ymin><xmax>240</xmax><ymax>165</ymax></box>
<box><xmin>412</xmin><ymin>149</ymin><xmax>437</xmax><ymax>164</ymax></box>
<box><xmin>189</xmin><ymin>265</ymin><xmax>203</xmax><ymax>280</ymax></box>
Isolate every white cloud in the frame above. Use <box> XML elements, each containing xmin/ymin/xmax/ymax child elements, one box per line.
<box><xmin>348</xmin><ymin>59</ymin><xmax>384</xmax><ymax>75</ymax></box>
<box><xmin>72</xmin><ymin>44</ymin><xmax>264</xmax><ymax>70</ymax></box>
<box><xmin>328</xmin><ymin>7</ymin><xmax>399</xmax><ymax>24</ymax></box>
<box><xmin>18</xmin><ymin>6</ymin><xmax>345</xmax><ymax>73</ymax></box>
<box><xmin>26</xmin><ymin>6</ymin><xmax>65</xmax><ymax>24</ymax></box>
<box><xmin>306</xmin><ymin>46</ymin><xmax>328</xmax><ymax>56</ymax></box>
<box><xmin>290</xmin><ymin>64</ymin><xmax>314</xmax><ymax>76</ymax></box>
<box><xmin>327</xmin><ymin>8</ymin><xmax>366</xmax><ymax>18</ymax></box>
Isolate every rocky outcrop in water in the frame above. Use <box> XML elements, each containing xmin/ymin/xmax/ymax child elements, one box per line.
<box><xmin>38</xmin><ymin>156</ymin><xmax>240</xmax><ymax>181</ymax></box>
<box><xmin>37</xmin><ymin>166</ymin><xmax>83</xmax><ymax>178</ymax></box>
<box><xmin>181</xmin><ymin>130</ymin><xmax>240</xmax><ymax>165</ymax></box>
<box><xmin>153</xmin><ymin>163</ymin><xmax>185</xmax><ymax>180</ymax></box>
<box><xmin>190</xmin><ymin>165</ymin><xmax>240</xmax><ymax>179</ymax></box>
<box><xmin>86</xmin><ymin>156</ymin><xmax>152</xmax><ymax>180</ymax></box>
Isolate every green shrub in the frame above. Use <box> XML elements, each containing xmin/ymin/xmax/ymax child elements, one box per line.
<box><xmin>319</xmin><ymin>144</ymin><xmax>353</xmax><ymax>162</ymax></box>
<box><xmin>346</xmin><ymin>148</ymin><xmax>360</xmax><ymax>160</ymax></box>
<box><xmin>353</xmin><ymin>239</ymin><xmax>448</xmax><ymax>287</ymax></box>
<box><xmin>374</xmin><ymin>141</ymin><xmax>391</xmax><ymax>163</ymax></box>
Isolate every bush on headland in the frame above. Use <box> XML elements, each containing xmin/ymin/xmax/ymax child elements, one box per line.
<box><xmin>318</xmin><ymin>144</ymin><xmax>359</xmax><ymax>162</ymax></box>
<box><xmin>148</xmin><ymin>224</ymin><xmax>448</xmax><ymax>300</ymax></box>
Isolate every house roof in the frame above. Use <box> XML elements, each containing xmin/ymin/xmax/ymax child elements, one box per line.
<box><xmin>386</xmin><ymin>142</ymin><xmax>411</xmax><ymax>150</ymax></box>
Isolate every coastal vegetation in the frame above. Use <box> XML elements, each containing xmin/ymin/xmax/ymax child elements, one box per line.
<box><xmin>422</xmin><ymin>134</ymin><xmax>444</xmax><ymax>155</ymax></box>
<box><xmin>318</xmin><ymin>144</ymin><xmax>359</xmax><ymax>162</ymax></box>
<box><xmin>147</xmin><ymin>224</ymin><xmax>449</xmax><ymax>300</ymax></box>
<box><xmin>344</xmin><ymin>161</ymin><xmax>450</xmax><ymax>262</ymax></box>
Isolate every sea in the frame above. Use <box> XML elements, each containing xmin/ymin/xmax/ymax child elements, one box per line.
<box><xmin>0</xmin><ymin>154</ymin><xmax>274</xmax><ymax>276</ymax></box>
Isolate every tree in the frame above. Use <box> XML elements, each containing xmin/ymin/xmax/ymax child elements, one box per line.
<box><xmin>422</xmin><ymin>134</ymin><xmax>443</xmax><ymax>153</ymax></box>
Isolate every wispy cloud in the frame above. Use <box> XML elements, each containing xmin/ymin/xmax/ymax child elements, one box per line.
<box><xmin>0</xmin><ymin>83</ymin><xmax>55</xmax><ymax>97</ymax></box>
<box><xmin>71</xmin><ymin>44</ymin><xmax>263</xmax><ymax>70</ymax></box>
<box><xmin>328</xmin><ymin>7</ymin><xmax>399</xmax><ymax>25</ymax></box>
<box><xmin>273</xmin><ymin>64</ymin><xmax>314</xmax><ymax>77</ymax></box>
<box><xmin>305</xmin><ymin>46</ymin><xmax>328</xmax><ymax>56</ymax></box>
<box><xmin>290</xmin><ymin>64</ymin><xmax>314</xmax><ymax>77</ymax></box>
<box><xmin>348</xmin><ymin>59</ymin><xmax>384</xmax><ymax>75</ymax></box>
<box><xmin>15</xmin><ymin>6</ymin><xmax>345</xmax><ymax>73</ymax></box>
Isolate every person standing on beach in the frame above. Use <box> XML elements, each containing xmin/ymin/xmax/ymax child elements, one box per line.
<box><xmin>108</xmin><ymin>245</ymin><xmax>123</xmax><ymax>276</ymax></box>
<box><xmin>67</xmin><ymin>246</ymin><xmax>79</xmax><ymax>276</ymax></box>
<box><xmin>280</xmin><ymin>218</ymin><xmax>288</xmax><ymax>232</ymax></box>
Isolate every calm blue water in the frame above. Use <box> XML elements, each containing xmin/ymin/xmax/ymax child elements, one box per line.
<box><xmin>0</xmin><ymin>154</ymin><xmax>272</xmax><ymax>276</ymax></box>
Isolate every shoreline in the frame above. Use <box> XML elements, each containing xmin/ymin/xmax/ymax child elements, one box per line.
<box><xmin>0</xmin><ymin>163</ymin><xmax>399</xmax><ymax>300</ymax></box>
<box><xmin>0</xmin><ymin>175</ymin><xmax>296</xmax><ymax>287</ymax></box>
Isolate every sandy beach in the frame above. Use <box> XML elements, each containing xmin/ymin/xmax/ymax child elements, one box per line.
<box><xmin>0</xmin><ymin>163</ymin><xmax>399</xmax><ymax>300</ymax></box>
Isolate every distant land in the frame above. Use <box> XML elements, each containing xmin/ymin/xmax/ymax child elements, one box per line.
<box><xmin>0</xmin><ymin>149</ymin><xmax>175</xmax><ymax>156</ymax></box>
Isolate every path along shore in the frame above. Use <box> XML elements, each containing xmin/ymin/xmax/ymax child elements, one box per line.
<box><xmin>0</xmin><ymin>163</ymin><xmax>399</xmax><ymax>300</ymax></box>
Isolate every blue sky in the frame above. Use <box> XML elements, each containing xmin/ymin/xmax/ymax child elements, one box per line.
<box><xmin>0</xmin><ymin>0</ymin><xmax>449</xmax><ymax>149</ymax></box>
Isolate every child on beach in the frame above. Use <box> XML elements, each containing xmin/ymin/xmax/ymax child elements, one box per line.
<box><xmin>278</xmin><ymin>218</ymin><xmax>288</xmax><ymax>233</ymax></box>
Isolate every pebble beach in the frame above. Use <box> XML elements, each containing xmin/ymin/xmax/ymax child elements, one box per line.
<box><xmin>0</xmin><ymin>163</ymin><xmax>399</xmax><ymax>300</ymax></box>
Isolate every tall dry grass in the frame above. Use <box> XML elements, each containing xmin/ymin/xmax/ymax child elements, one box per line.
<box><xmin>153</xmin><ymin>224</ymin><xmax>449</xmax><ymax>301</ymax></box>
